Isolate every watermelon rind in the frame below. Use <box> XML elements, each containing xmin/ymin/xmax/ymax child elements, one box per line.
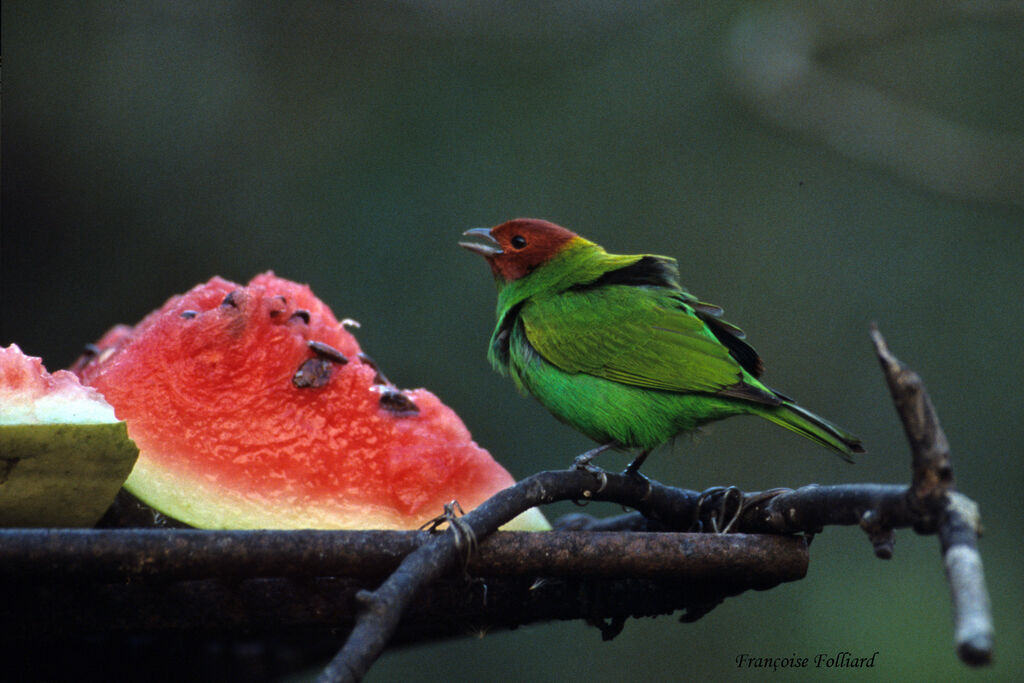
<box><xmin>122</xmin><ymin>453</ymin><xmax>550</xmax><ymax>531</ymax></box>
<box><xmin>1</xmin><ymin>422</ymin><xmax>138</xmax><ymax>527</ymax></box>
<box><xmin>1</xmin><ymin>344</ymin><xmax>139</xmax><ymax>527</ymax></box>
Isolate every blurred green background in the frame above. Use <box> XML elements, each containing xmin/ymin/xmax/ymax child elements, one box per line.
<box><xmin>3</xmin><ymin>2</ymin><xmax>1022</xmax><ymax>681</ymax></box>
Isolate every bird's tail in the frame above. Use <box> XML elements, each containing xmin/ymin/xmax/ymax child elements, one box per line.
<box><xmin>761</xmin><ymin>402</ymin><xmax>865</xmax><ymax>461</ymax></box>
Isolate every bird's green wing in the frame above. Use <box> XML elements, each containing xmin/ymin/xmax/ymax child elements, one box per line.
<box><xmin>520</xmin><ymin>286</ymin><xmax>779</xmax><ymax>404</ymax></box>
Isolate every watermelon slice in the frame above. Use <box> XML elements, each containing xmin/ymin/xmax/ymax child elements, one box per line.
<box><xmin>73</xmin><ymin>273</ymin><xmax>548</xmax><ymax>531</ymax></box>
<box><xmin>1</xmin><ymin>344</ymin><xmax>138</xmax><ymax>527</ymax></box>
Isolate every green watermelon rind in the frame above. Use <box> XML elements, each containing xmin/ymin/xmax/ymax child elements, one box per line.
<box><xmin>0</xmin><ymin>421</ymin><xmax>138</xmax><ymax>528</ymax></box>
<box><xmin>1</xmin><ymin>343</ymin><xmax>139</xmax><ymax>527</ymax></box>
<box><xmin>123</xmin><ymin>452</ymin><xmax>549</xmax><ymax>531</ymax></box>
<box><xmin>1</xmin><ymin>419</ymin><xmax>139</xmax><ymax>528</ymax></box>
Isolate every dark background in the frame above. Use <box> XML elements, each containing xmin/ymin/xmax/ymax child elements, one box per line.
<box><xmin>3</xmin><ymin>3</ymin><xmax>1021</xmax><ymax>681</ymax></box>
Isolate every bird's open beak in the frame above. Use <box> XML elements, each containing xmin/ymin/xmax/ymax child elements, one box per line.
<box><xmin>459</xmin><ymin>227</ymin><xmax>502</xmax><ymax>257</ymax></box>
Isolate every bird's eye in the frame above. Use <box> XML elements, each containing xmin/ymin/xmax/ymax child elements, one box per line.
<box><xmin>510</xmin><ymin>235</ymin><xmax>527</xmax><ymax>249</ymax></box>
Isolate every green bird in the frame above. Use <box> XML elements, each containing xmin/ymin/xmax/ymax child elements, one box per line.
<box><xmin>460</xmin><ymin>218</ymin><xmax>863</xmax><ymax>473</ymax></box>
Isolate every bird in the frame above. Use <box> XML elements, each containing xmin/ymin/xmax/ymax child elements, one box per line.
<box><xmin>460</xmin><ymin>218</ymin><xmax>863</xmax><ymax>474</ymax></box>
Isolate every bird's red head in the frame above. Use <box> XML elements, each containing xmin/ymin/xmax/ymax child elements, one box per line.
<box><xmin>460</xmin><ymin>218</ymin><xmax>580</xmax><ymax>282</ymax></box>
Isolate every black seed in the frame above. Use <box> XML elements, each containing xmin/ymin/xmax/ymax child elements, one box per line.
<box><xmin>292</xmin><ymin>358</ymin><xmax>332</xmax><ymax>388</ymax></box>
<box><xmin>289</xmin><ymin>309</ymin><xmax>311</xmax><ymax>324</ymax></box>
<box><xmin>180</xmin><ymin>310</ymin><xmax>198</xmax><ymax>319</ymax></box>
<box><xmin>268</xmin><ymin>296</ymin><xmax>288</xmax><ymax>318</ymax></box>
<box><xmin>221</xmin><ymin>290</ymin><xmax>243</xmax><ymax>309</ymax></box>
<box><xmin>358</xmin><ymin>352</ymin><xmax>390</xmax><ymax>385</ymax></box>
<box><xmin>308</xmin><ymin>340</ymin><xmax>348</xmax><ymax>364</ymax></box>
<box><xmin>379</xmin><ymin>388</ymin><xmax>419</xmax><ymax>416</ymax></box>
<box><xmin>69</xmin><ymin>344</ymin><xmax>102</xmax><ymax>373</ymax></box>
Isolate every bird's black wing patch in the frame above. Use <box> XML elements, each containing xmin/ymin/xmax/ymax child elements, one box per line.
<box><xmin>689</xmin><ymin>298</ymin><xmax>765</xmax><ymax>378</ymax></box>
<box><xmin>572</xmin><ymin>255</ymin><xmax>680</xmax><ymax>290</ymax></box>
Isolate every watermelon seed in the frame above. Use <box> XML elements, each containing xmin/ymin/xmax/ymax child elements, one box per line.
<box><xmin>221</xmin><ymin>290</ymin><xmax>243</xmax><ymax>309</ymax></box>
<box><xmin>308</xmin><ymin>340</ymin><xmax>348</xmax><ymax>364</ymax></box>
<box><xmin>268</xmin><ymin>296</ymin><xmax>288</xmax><ymax>318</ymax></box>
<box><xmin>68</xmin><ymin>344</ymin><xmax>102</xmax><ymax>373</ymax></box>
<box><xmin>379</xmin><ymin>388</ymin><xmax>419</xmax><ymax>416</ymax></box>
<box><xmin>180</xmin><ymin>310</ymin><xmax>198</xmax><ymax>319</ymax></box>
<box><xmin>357</xmin><ymin>352</ymin><xmax>390</xmax><ymax>385</ymax></box>
<box><xmin>292</xmin><ymin>358</ymin><xmax>333</xmax><ymax>389</ymax></box>
<box><xmin>289</xmin><ymin>309</ymin><xmax>311</xmax><ymax>324</ymax></box>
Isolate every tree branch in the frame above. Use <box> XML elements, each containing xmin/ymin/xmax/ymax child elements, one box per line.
<box><xmin>0</xmin><ymin>528</ymin><xmax>806</xmax><ymax>583</ymax></box>
<box><xmin>317</xmin><ymin>327</ymin><xmax>993</xmax><ymax>681</ymax></box>
<box><xmin>871</xmin><ymin>325</ymin><xmax>992</xmax><ymax>665</ymax></box>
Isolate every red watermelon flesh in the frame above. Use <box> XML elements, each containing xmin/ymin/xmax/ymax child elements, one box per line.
<box><xmin>74</xmin><ymin>273</ymin><xmax>548</xmax><ymax>531</ymax></box>
<box><xmin>3</xmin><ymin>344</ymin><xmax>119</xmax><ymax>424</ymax></box>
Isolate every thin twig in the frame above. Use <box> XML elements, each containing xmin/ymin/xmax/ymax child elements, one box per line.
<box><xmin>871</xmin><ymin>325</ymin><xmax>993</xmax><ymax>665</ymax></box>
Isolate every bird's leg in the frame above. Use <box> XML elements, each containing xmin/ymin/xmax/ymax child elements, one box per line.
<box><xmin>572</xmin><ymin>441</ymin><xmax>618</xmax><ymax>472</ymax></box>
<box><xmin>623</xmin><ymin>449</ymin><xmax>652</xmax><ymax>476</ymax></box>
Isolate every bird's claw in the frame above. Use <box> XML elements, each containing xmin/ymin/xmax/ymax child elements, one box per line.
<box><xmin>571</xmin><ymin>441</ymin><xmax>618</xmax><ymax>472</ymax></box>
<box><xmin>697</xmin><ymin>485</ymin><xmax>790</xmax><ymax>533</ymax></box>
<box><xmin>571</xmin><ymin>455</ymin><xmax>609</xmax><ymax>493</ymax></box>
<box><xmin>743</xmin><ymin>487</ymin><xmax>790</xmax><ymax>508</ymax></box>
<box><xmin>571</xmin><ymin>445</ymin><xmax>615</xmax><ymax>505</ymax></box>
<box><xmin>419</xmin><ymin>499</ymin><xmax>466</xmax><ymax>533</ymax></box>
<box><xmin>571</xmin><ymin>453</ymin><xmax>605</xmax><ymax>473</ymax></box>
<box><xmin>420</xmin><ymin>500</ymin><xmax>478</xmax><ymax>569</ymax></box>
<box><xmin>571</xmin><ymin>469</ymin><xmax>609</xmax><ymax>506</ymax></box>
<box><xmin>696</xmin><ymin>485</ymin><xmax>744</xmax><ymax>533</ymax></box>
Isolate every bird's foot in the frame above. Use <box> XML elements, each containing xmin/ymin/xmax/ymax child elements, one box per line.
<box><xmin>571</xmin><ymin>441</ymin><xmax>618</xmax><ymax>473</ymax></box>
<box><xmin>420</xmin><ymin>500</ymin><xmax>477</xmax><ymax>566</ymax></box>
<box><xmin>743</xmin><ymin>487</ymin><xmax>790</xmax><ymax>508</ymax></box>
<box><xmin>419</xmin><ymin>499</ymin><xmax>466</xmax><ymax>533</ymax></box>
<box><xmin>571</xmin><ymin>443</ymin><xmax>618</xmax><ymax>501</ymax></box>
<box><xmin>696</xmin><ymin>485</ymin><xmax>744</xmax><ymax>534</ymax></box>
<box><xmin>570</xmin><ymin>469</ymin><xmax>609</xmax><ymax>501</ymax></box>
<box><xmin>694</xmin><ymin>486</ymin><xmax>792</xmax><ymax>533</ymax></box>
